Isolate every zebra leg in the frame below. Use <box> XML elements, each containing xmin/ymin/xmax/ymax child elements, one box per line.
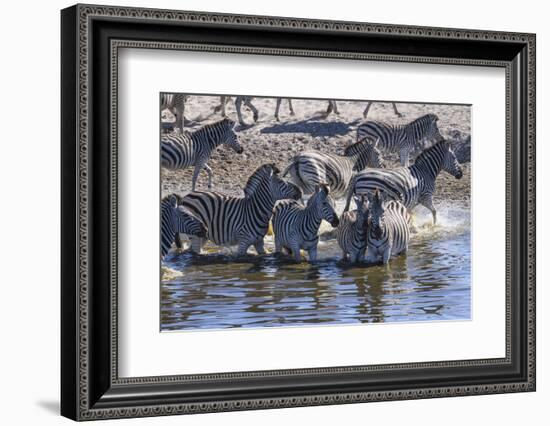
<box><xmin>382</xmin><ymin>246</ymin><xmax>392</xmax><ymax>264</ymax></box>
<box><xmin>203</xmin><ymin>163</ymin><xmax>213</xmax><ymax>190</ymax></box>
<box><xmin>190</xmin><ymin>236</ymin><xmax>203</xmax><ymax>254</ymax></box>
<box><xmin>235</xmin><ymin>97</ymin><xmax>246</xmax><ymax>126</ymax></box>
<box><xmin>191</xmin><ymin>164</ymin><xmax>204</xmax><ymax>191</ymax></box>
<box><xmin>308</xmin><ymin>246</ymin><xmax>318</xmax><ymax>262</ymax></box>
<box><xmin>399</xmin><ymin>149</ymin><xmax>410</xmax><ymax>167</ymax></box>
<box><xmin>290</xmin><ymin>243</ymin><xmax>302</xmax><ymax>262</ymax></box>
<box><xmin>288</xmin><ymin>98</ymin><xmax>295</xmax><ymax>116</ymax></box>
<box><xmin>392</xmin><ymin>102</ymin><xmax>403</xmax><ymax>118</ymax></box>
<box><xmin>363</xmin><ymin>102</ymin><xmax>372</xmax><ymax>118</ymax></box>
<box><xmin>274</xmin><ymin>237</ymin><xmax>282</xmax><ymax>254</ymax></box>
<box><xmin>174</xmin><ymin>232</ymin><xmax>183</xmax><ymax>249</ymax></box>
<box><xmin>245</xmin><ymin>98</ymin><xmax>259</xmax><ymax>122</ymax></box>
<box><xmin>274</xmin><ymin>98</ymin><xmax>282</xmax><ymax>121</ymax></box>
<box><xmin>421</xmin><ymin>198</ymin><xmax>437</xmax><ymax>225</ymax></box>
<box><xmin>333</xmin><ymin>101</ymin><xmax>340</xmax><ymax>115</ymax></box>
<box><xmin>253</xmin><ymin>239</ymin><xmax>266</xmax><ymax>255</ymax></box>
<box><xmin>237</xmin><ymin>240</ymin><xmax>252</xmax><ymax>257</ymax></box>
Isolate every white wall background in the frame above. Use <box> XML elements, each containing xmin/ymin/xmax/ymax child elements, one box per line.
<box><xmin>0</xmin><ymin>0</ymin><xmax>546</xmax><ymax>424</ymax></box>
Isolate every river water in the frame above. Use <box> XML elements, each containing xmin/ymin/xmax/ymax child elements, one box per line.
<box><xmin>160</xmin><ymin>203</ymin><xmax>471</xmax><ymax>331</ymax></box>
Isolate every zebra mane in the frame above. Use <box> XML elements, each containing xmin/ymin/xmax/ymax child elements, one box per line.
<box><xmin>413</xmin><ymin>140</ymin><xmax>449</xmax><ymax>165</ymax></box>
<box><xmin>161</xmin><ymin>193</ymin><xmax>182</xmax><ymax>208</ymax></box>
<box><xmin>192</xmin><ymin>117</ymin><xmax>235</xmax><ymax>137</ymax></box>
<box><xmin>410</xmin><ymin>113</ymin><xmax>438</xmax><ymax>126</ymax></box>
<box><xmin>243</xmin><ymin>164</ymin><xmax>278</xmax><ymax>197</ymax></box>
<box><xmin>343</xmin><ymin>139</ymin><xmax>374</xmax><ymax>157</ymax></box>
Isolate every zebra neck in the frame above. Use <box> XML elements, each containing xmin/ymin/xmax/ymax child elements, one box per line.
<box><xmin>410</xmin><ymin>154</ymin><xmax>442</xmax><ymax>182</ymax></box>
<box><xmin>245</xmin><ymin>190</ymin><xmax>277</xmax><ymax>223</ymax></box>
<box><xmin>303</xmin><ymin>205</ymin><xmax>323</xmax><ymax>233</ymax></box>
<box><xmin>346</xmin><ymin>152</ymin><xmax>366</xmax><ymax>170</ymax></box>
<box><xmin>192</xmin><ymin>126</ymin><xmax>224</xmax><ymax>149</ymax></box>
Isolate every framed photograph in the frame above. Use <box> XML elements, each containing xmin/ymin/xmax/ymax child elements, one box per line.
<box><xmin>61</xmin><ymin>4</ymin><xmax>536</xmax><ymax>421</ymax></box>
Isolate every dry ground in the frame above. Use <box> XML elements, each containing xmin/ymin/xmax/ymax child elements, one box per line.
<box><xmin>161</xmin><ymin>96</ymin><xmax>471</xmax><ymax>209</ymax></box>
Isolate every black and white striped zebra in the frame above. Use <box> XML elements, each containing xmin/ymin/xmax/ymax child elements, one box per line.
<box><xmin>160</xmin><ymin>93</ymin><xmax>188</xmax><ymax>133</ymax></box>
<box><xmin>273</xmin><ymin>184</ymin><xmax>339</xmax><ymax>262</ymax></box>
<box><xmin>160</xmin><ymin>194</ymin><xmax>206</xmax><ymax>260</ymax></box>
<box><xmin>357</xmin><ymin>113</ymin><xmax>445</xmax><ymax>166</ymax></box>
<box><xmin>282</xmin><ymin>139</ymin><xmax>383</xmax><ymax>198</ymax></box>
<box><xmin>160</xmin><ymin>118</ymin><xmax>243</xmax><ymax>191</ymax></box>
<box><xmin>365</xmin><ymin>190</ymin><xmax>411</xmax><ymax>265</ymax></box>
<box><xmin>344</xmin><ymin>141</ymin><xmax>463</xmax><ymax>225</ymax></box>
<box><xmin>336</xmin><ymin>196</ymin><xmax>369</xmax><ymax>263</ymax></box>
<box><xmin>179</xmin><ymin>164</ymin><xmax>302</xmax><ymax>256</ymax></box>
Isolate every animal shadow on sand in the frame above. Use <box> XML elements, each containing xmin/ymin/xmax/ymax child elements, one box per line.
<box><xmin>260</xmin><ymin>117</ymin><xmax>362</xmax><ymax>138</ymax></box>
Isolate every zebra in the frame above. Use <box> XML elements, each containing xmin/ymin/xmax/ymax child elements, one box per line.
<box><xmin>179</xmin><ymin>164</ymin><xmax>302</xmax><ymax>256</ymax></box>
<box><xmin>272</xmin><ymin>184</ymin><xmax>339</xmax><ymax>262</ymax></box>
<box><xmin>274</xmin><ymin>98</ymin><xmax>295</xmax><ymax>121</ymax></box>
<box><xmin>282</xmin><ymin>139</ymin><xmax>383</xmax><ymax>198</ymax></box>
<box><xmin>212</xmin><ymin>96</ymin><xmax>259</xmax><ymax>126</ymax></box>
<box><xmin>325</xmin><ymin>100</ymin><xmax>340</xmax><ymax>116</ymax></box>
<box><xmin>365</xmin><ymin>190</ymin><xmax>411</xmax><ymax>265</ymax></box>
<box><xmin>160</xmin><ymin>194</ymin><xmax>206</xmax><ymax>260</ymax></box>
<box><xmin>160</xmin><ymin>93</ymin><xmax>188</xmax><ymax>133</ymax></box>
<box><xmin>344</xmin><ymin>141</ymin><xmax>463</xmax><ymax>225</ymax></box>
<box><xmin>336</xmin><ymin>196</ymin><xmax>370</xmax><ymax>263</ymax></box>
<box><xmin>357</xmin><ymin>113</ymin><xmax>445</xmax><ymax>166</ymax></box>
<box><xmin>214</xmin><ymin>96</ymin><xmax>294</xmax><ymax>124</ymax></box>
<box><xmin>160</xmin><ymin>118</ymin><xmax>243</xmax><ymax>191</ymax></box>
<box><xmin>363</xmin><ymin>102</ymin><xmax>402</xmax><ymax>118</ymax></box>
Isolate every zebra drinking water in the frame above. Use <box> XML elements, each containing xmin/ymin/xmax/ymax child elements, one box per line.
<box><xmin>357</xmin><ymin>113</ymin><xmax>445</xmax><ymax>166</ymax></box>
<box><xmin>365</xmin><ymin>190</ymin><xmax>411</xmax><ymax>265</ymax></box>
<box><xmin>282</xmin><ymin>139</ymin><xmax>383</xmax><ymax>198</ymax></box>
<box><xmin>160</xmin><ymin>118</ymin><xmax>243</xmax><ymax>191</ymax></box>
<box><xmin>160</xmin><ymin>195</ymin><xmax>207</xmax><ymax>260</ymax></box>
<box><xmin>179</xmin><ymin>164</ymin><xmax>301</xmax><ymax>256</ymax></box>
<box><xmin>272</xmin><ymin>184</ymin><xmax>339</xmax><ymax>262</ymax></box>
<box><xmin>344</xmin><ymin>141</ymin><xmax>463</xmax><ymax>225</ymax></box>
<box><xmin>336</xmin><ymin>196</ymin><xmax>370</xmax><ymax>263</ymax></box>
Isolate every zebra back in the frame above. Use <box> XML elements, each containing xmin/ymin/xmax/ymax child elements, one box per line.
<box><xmin>161</xmin><ymin>118</ymin><xmax>242</xmax><ymax>170</ymax></box>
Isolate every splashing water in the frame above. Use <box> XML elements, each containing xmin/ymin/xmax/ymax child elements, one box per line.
<box><xmin>161</xmin><ymin>201</ymin><xmax>471</xmax><ymax>331</ymax></box>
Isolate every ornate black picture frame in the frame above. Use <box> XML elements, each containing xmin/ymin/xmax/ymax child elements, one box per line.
<box><xmin>61</xmin><ymin>4</ymin><xmax>536</xmax><ymax>421</ymax></box>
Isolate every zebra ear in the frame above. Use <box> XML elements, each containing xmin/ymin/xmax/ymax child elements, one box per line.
<box><xmin>169</xmin><ymin>195</ymin><xmax>178</xmax><ymax>208</ymax></box>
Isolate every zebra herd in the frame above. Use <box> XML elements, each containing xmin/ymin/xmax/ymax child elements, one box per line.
<box><xmin>160</xmin><ymin>93</ymin><xmax>403</xmax><ymax>131</ymax></box>
<box><xmin>161</xmin><ymin>109</ymin><xmax>464</xmax><ymax>266</ymax></box>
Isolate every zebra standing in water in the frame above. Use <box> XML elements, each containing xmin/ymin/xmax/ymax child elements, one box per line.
<box><xmin>179</xmin><ymin>164</ymin><xmax>301</xmax><ymax>256</ymax></box>
<box><xmin>365</xmin><ymin>190</ymin><xmax>411</xmax><ymax>265</ymax></box>
<box><xmin>336</xmin><ymin>196</ymin><xmax>370</xmax><ymax>263</ymax></box>
<box><xmin>357</xmin><ymin>113</ymin><xmax>445</xmax><ymax>166</ymax></box>
<box><xmin>282</xmin><ymin>139</ymin><xmax>383</xmax><ymax>198</ymax></box>
<box><xmin>273</xmin><ymin>184</ymin><xmax>339</xmax><ymax>262</ymax></box>
<box><xmin>344</xmin><ymin>141</ymin><xmax>462</xmax><ymax>225</ymax></box>
<box><xmin>160</xmin><ymin>93</ymin><xmax>188</xmax><ymax>133</ymax></box>
<box><xmin>160</xmin><ymin>195</ymin><xmax>206</xmax><ymax>260</ymax></box>
<box><xmin>161</xmin><ymin>118</ymin><xmax>243</xmax><ymax>191</ymax></box>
